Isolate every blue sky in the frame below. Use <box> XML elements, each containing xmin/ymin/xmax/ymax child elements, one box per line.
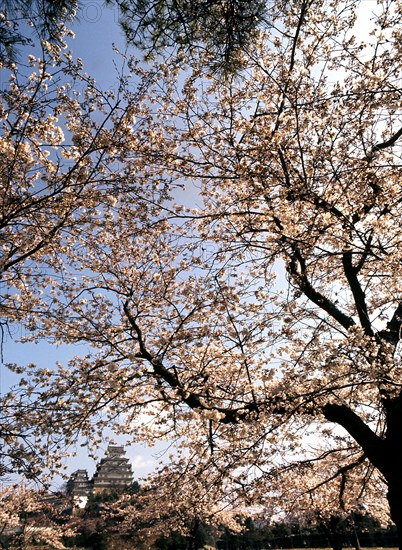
<box><xmin>72</xmin><ymin>1</ymin><xmax>126</xmax><ymax>85</ymax></box>
<box><xmin>1</xmin><ymin>1</ymin><xmax>166</xmax><ymax>488</ymax></box>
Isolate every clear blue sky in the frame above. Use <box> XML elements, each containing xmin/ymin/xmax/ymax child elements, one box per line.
<box><xmin>72</xmin><ymin>1</ymin><xmax>127</xmax><ymax>85</ymax></box>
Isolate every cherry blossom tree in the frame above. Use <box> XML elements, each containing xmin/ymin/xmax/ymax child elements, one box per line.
<box><xmin>0</xmin><ymin>0</ymin><xmax>267</xmax><ymax>72</ymax></box>
<box><xmin>101</xmin><ymin>466</ymin><xmax>243</xmax><ymax>549</ymax></box>
<box><xmin>0</xmin><ymin>0</ymin><xmax>77</xmax><ymax>65</ymax></box>
<box><xmin>0</xmin><ymin>484</ymin><xmax>76</xmax><ymax>549</ymax></box>
<box><xmin>262</xmin><ymin>449</ymin><xmax>390</xmax><ymax>550</ymax></box>
<box><xmin>0</xmin><ymin>19</ymin><xmax>144</xmax><ymax>478</ymax></box>
<box><xmin>7</xmin><ymin>0</ymin><xmax>402</xmax><ymax>545</ymax></box>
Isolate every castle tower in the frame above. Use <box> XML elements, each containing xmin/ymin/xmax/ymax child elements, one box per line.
<box><xmin>67</xmin><ymin>469</ymin><xmax>92</xmax><ymax>497</ymax></box>
<box><xmin>92</xmin><ymin>445</ymin><xmax>133</xmax><ymax>493</ymax></box>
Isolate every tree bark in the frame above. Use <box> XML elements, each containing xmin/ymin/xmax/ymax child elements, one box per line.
<box><xmin>322</xmin><ymin>404</ymin><xmax>386</xmax><ymax>472</ymax></box>
<box><xmin>319</xmin><ymin>516</ymin><xmax>344</xmax><ymax>550</ymax></box>
<box><xmin>323</xmin><ymin>398</ymin><xmax>402</xmax><ymax>550</ymax></box>
<box><xmin>350</xmin><ymin>520</ymin><xmax>361</xmax><ymax>550</ymax></box>
<box><xmin>387</xmin><ymin>484</ymin><xmax>402</xmax><ymax>550</ymax></box>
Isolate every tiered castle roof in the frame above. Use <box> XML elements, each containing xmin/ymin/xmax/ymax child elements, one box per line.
<box><xmin>67</xmin><ymin>445</ymin><xmax>133</xmax><ymax>497</ymax></box>
<box><xmin>92</xmin><ymin>445</ymin><xmax>133</xmax><ymax>492</ymax></box>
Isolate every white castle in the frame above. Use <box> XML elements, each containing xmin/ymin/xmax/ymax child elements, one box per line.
<box><xmin>67</xmin><ymin>445</ymin><xmax>133</xmax><ymax>498</ymax></box>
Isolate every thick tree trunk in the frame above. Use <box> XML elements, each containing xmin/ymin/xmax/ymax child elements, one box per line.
<box><xmin>322</xmin><ymin>401</ymin><xmax>402</xmax><ymax>549</ymax></box>
<box><xmin>351</xmin><ymin>523</ymin><xmax>361</xmax><ymax>550</ymax></box>
<box><xmin>387</xmin><ymin>483</ymin><xmax>402</xmax><ymax>550</ymax></box>
<box><xmin>383</xmin><ymin>395</ymin><xmax>402</xmax><ymax>550</ymax></box>
<box><xmin>321</xmin><ymin>524</ymin><xmax>343</xmax><ymax>550</ymax></box>
<box><xmin>317</xmin><ymin>515</ymin><xmax>344</xmax><ymax>550</ymax></box>
<box><xmin>322</xmin><ymin>306</ymin><xmax>402</xmax><ymax>549</ymax></box>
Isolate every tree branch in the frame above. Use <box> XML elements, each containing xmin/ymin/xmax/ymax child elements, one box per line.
<box><xmin>123</xmin><ymin>300</ymin><xmax>260</xmax><ymax>424</ymax></box>
<box><xmin>323</xmin><ymin>403</ymin><xmax>385</xmax><ymax>473</ymax></box>
<box><xmin>377</xmin><ymin>302</ymin><xmax>402</xmax><ymax>346</ymax></box>
<box><xmin>288</xmin><ymin>246</ymin><xmax>356</xmax><ymax>331</ymax></box>
<box><xmin>372</xmin><ymin>126</ymin><xmax>402</xmax><ymax>154</ymax></box>
<box><xmin>342</xmin><ymin>250</ymin><xmax>373</xmax><ymax>336</ymax></box>
<box><xmin>306</xmin><ymin>453</ymin><xmax>366</xmax><ymax>495</ymax></box>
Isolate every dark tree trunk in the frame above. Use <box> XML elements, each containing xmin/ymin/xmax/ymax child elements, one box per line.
<box><xmin>322</xmin><ymin>399</ymin><xmax>402</xmax><ymax>550</ymax></box>
<box><xmin>318</xmin><ymin>302</ymin><xmax>402</xmax><ymax>550</ymax></box>
<box><xmin>351</xmin><ymin>522</ymin><xmax>361</xmax><ymax>550</ymax></box>
<box><xmin>318</xmin><ymin>515</ymin><xmax>344</xmax><ymax>550</ymax></box>
<box><xmin>322</xmin><ymin>527</ymin><xmax>343</xmax><ymax>550</ymax></box>
<box><xmin>383</xmin><ymin>394</ymin><xmax>402</xmax><ymax>550</ymax></box>
<box><xmin>354</xmin><ymin>533</ymin><xmax>361</xmax><ymax>550</ymax></box>
<box><xmin>326</xmin><ymin>532</ymin><xmax>343</xmax><ymax>550</ymax></box>
<box><xmin>387</xmin><ymin>483</ymin><xmax>402</xmax><ymax>550</ymax></box>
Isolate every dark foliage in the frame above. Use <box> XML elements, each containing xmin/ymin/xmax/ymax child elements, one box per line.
<box><xmin>106</xmin><ymin>0</ymin><xmax>270</xmax><ymax>73</ymax></box>
<box><xmin>0</xmin><ymin>0</ymin><xmax>271</xmax><ymax>72</ymax></box>
<box><xmin>0</xmin><ymin>0</ymin><xmax>76</xmax><ymax>64</ymax></box>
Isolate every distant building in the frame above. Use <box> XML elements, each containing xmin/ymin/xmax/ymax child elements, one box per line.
<box><xmin>92</xmin><ymin>445</ymin><xmax>133</xmax><ymax>493</ymax></box>
<box><xmin>67</xmin><ymin>445</ymin><xmax>133</xmax><ymax>498</ymax></box>
<box><xmin>67</xmin><ymin>469</ymin><xmax>91</xmax><ymax>497</ymax></box>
